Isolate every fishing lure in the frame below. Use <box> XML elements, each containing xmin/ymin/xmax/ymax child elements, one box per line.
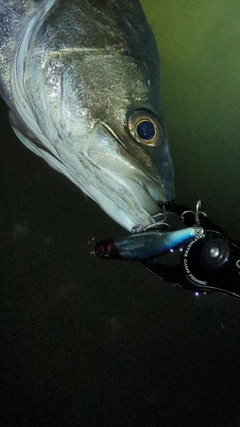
<box><xmin>94</xmin><ymin>226</ymin><xmax>203</xmax><ymax>261</ymax></box>
<box><xmin>95</xmin><ymin>200</ymin><xmax>240</xmax><ymax>298</ymax></box>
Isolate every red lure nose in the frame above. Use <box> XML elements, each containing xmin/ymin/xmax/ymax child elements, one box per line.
<box><xmin>94</xmin><ymin>239</ymin><xmax>121</xmax><ymax>259</ymax></box>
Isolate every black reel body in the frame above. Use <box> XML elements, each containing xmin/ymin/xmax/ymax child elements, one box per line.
<box><xmin>143</xmin><ymin>202</ymin><xmax>240</xmax><ymax>298</ymax></box>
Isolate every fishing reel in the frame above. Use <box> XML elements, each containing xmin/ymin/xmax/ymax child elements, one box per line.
<box><xmin>143</xmin><ymin>201</ymin><xmax>240</xmax><ymax>298</ymax></box>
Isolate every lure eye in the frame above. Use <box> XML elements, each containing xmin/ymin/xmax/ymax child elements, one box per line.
<box><xmin>128</xmin><ymin>110</ymin><xmax>163</xmax><ymax>147</ymax></box>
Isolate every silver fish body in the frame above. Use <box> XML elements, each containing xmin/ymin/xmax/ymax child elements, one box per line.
<box><xmin>0</xmin><ymin>0</ymin><xmax>174</xmax><ymax>231</ymax></box>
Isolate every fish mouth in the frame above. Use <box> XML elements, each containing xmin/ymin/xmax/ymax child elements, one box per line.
<box><xmin>87</xmin><ymin>122</ymin><xmax>168</xmax><ymax>231</ymax></box>
<box><xmin>9</xmin><ymin>114</ymin><xmax>166</xmax><ymax>231</ymax></box>
<box><xmin>82</xmin><ymin>174</ymin><xmax>164</xmax><ymax>231</ymax></box>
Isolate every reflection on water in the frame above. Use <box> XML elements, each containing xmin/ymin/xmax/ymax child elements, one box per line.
<box><xmin>1</xmin><ymin>1</ymin><xmax>240</xmax><ymax>426</ymax></box>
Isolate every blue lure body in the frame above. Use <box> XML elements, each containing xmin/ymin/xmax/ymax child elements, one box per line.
<box><xmin>95</xmin><ymin>226</ymin><xmax>203</xmax><ymax>261</ymax></box>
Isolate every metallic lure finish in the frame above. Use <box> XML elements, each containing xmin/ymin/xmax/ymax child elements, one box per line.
<box><xmin>0</xmin><ymin>0</ymin><xmax>174</xmax><ymax>230</ymax></box>
<box><xmin>94</xmin><ymin>226</ymin><xmax>204</xmax><ymax>261</ymax></box>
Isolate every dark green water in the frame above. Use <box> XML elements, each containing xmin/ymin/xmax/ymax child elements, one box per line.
<box><xmin>1</xmin><ymin>2</ymin><xmax>240</xmax><ymax>426</ymax></box>
<box><xmin>142</xmin><ymin>0</ymin><xmax>240</xmax><ymax>237</ymax></box>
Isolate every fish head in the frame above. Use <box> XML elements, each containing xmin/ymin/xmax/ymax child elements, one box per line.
<box><xmin>40</xmin><ymin>52</ymin><xmax>174</xmax><ymax>231</ymax></box>
<box><xmin>11</xmin><ymin>0</ymin><xmax>175</xmax><ymax>231</ymax></box>
<box><xmin>73</xmin><ymin>52</ymin><xmax>174</xmax><ymax>231</ymax></box>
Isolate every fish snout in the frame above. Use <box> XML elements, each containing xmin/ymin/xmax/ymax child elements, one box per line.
<box><xmin>87</xmin><ymin>122</ymin><xmax>168</xmax><ymax>230</ymax></box>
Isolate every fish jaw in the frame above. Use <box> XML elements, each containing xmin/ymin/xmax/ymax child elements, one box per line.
<box><xmin>9</xmin><ymin>110</ymin><xmax>166</xmax><ymax>231</ymax></box>
<box><xmin>61</xmin><ymin>122</ymin><xmax>168</xmax><ymax>231</ymax></box>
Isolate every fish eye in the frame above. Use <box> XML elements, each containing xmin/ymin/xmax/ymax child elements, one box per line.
<box><xmin>128</xmin><ymin>110</ymin><xmax>163</xmax><ymax>147</ymax></box>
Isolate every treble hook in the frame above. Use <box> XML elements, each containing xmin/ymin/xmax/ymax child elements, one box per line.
<box><xmin>181</xmin><ymin>200</ymin><xmax>207</xmax><ymax>225</ymax></box>
<box><xmin>131</xmin><ymin>212</ymin><xmax>170</xmax><ymax>234</ymax></box>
